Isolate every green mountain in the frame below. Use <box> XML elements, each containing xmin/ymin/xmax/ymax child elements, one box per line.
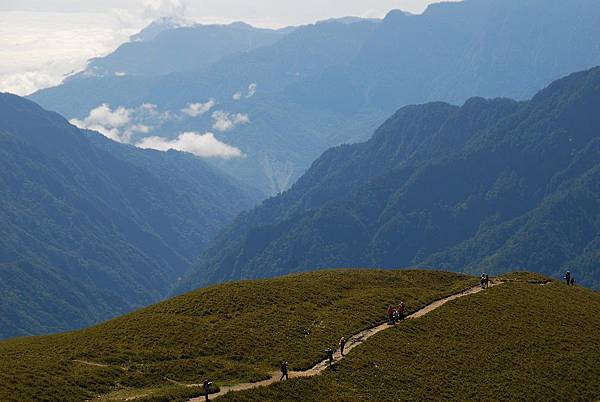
<box><xmin>29</xmin><ymin>0</ymin><xmax>600</xmax><ymax>194</ymax></box>
<box><xmin>1</xmin><ymin>270</ymin><xmax>597</xmax><ymax>401</ymax></box>
<box><xmin>0</xmin><ymin>93</ymin><xmax>259</xmax><ymax>339</ymax></box>
<box><xmin>0</xmin><ymin>269</ymin><xmax>477</xmax><ymax>401</ymax></box>
<box><xmin>180</xmin><ymin>67</ymin><xmax>600</xmax><ymax>291</ymax></box>
<box><xmin>218</xmin><ymin>273</ymin><xmax>600</xmax><ymax>402</ymax></box>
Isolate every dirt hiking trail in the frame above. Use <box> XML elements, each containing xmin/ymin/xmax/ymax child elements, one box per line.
<box><xmin>189</xmin><ymin>281</ymin><xmax>503</xmax><ymax>401</ymax></box>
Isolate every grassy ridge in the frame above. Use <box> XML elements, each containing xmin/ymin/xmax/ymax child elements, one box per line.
<box><xmin>0</xmin><ymin>270</ymin><xmax>475</xmax><ymax>401</ymax></box>
<box><xmin>220</xmin><ymin>277</ymin><xmax>600</xmax><ymax>401</ymax></box>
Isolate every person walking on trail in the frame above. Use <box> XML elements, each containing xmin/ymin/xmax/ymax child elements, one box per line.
<box><xmin>326</xmin><ymin>348</ymin><xmax>335</xmax><ymax>368</ymax></box>
<box><xmin>480</xmin><ymin>273</ymin><xmax>487</xmax><ymax>289</ymax></box>
<box><xmin>484</xmin><ymin>274</ymin><xmax>490</xmax><ymax>288</ymax></box>
<box><xmin>280</xmin><ymin>361</ymin><xmax>289</xmax><ymax>381</ymax></box>
<box><xmin>398</xmin><ymin>302</ymin><xmax>406</xmax><ymax>321</ymax></box>
<box><xmin>393</xmin><ymin>308</ymin><xmax>400</xmax><ymax>323</ymax></box>
<box><xmin>203</xmin><ymin>380</ymin><xmax>212</xmax><ymax>401</ymax></box>
<box><xmin>387</xmin><ymin>305</ymin><xmax>394</xmax><ymax>324</ymax></box>
<box><xmin>339</xmin><ymin>336</ymin><xmax>346</xmax><ymax>356</ymax></box>
<box><xmin>565</xmin><ymin>271</ymin><xmax>571</xmax><ymax>286</ymax></box>
<box><xmin>570</xmin><ymin>276</ymin><xmax>575</xmax><ymax>286</ymax></box>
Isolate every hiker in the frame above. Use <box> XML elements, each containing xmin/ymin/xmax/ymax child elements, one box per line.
<box><xmin>326</xmin><ymin>348</ymin><xmax>335</xmax><ymax>368</ymax></box>
<box><xmin>398</xmin><ymin>302</ymin><xmax>405</xmax><ymax>320</ymax></box>
<box><xmin>565</xmin><ymin>271</ymin><xmax>571</xmax><ymax>286</ymax></box>
<box><xmin>480</xmin><ymin>273</ymin><xmax>487</xmax><ymax>289</ymax></box>
<box><xmin>570</xmin><ymin>276</ymin><xmax>575</xmax><ymax>286</ymax></box>
<box><xmin>485</xmin><ymin>274</ymin><xmax>490</xmax><ymax>288</ymax></box>
<box><xmin>393</xmin><ymin>309</ymin><xmax>400</xmax><ymax>323</ymax></box>
<box><xmin>280</xmin><ymin>361</ymin><xmax>289</xmax><ymax>381</ymax></box>
<box><xmin>387</xmin><ymin>305</ymin><xmax>394</xmax><ymax>324</ymax></box>
<box><xmin>339</xmin><ymin>336</ymin><xmax>346</xmax><ymax>356</ymax></box>
<box><xmin>203</xmin><ymin>380</ymin><xmax>212</xmax><ymax>402</ymax></box>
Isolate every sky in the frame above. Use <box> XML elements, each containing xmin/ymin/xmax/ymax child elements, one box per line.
<box><xmin>0</xmin><ymin>0</ymin><xmax>450</xmax><ymax>96</ymax></box>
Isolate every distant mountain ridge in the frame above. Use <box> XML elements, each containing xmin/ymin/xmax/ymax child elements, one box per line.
<box><xmin>78</xmin><ymin>21</ymin><xmax>287</xmax><ymax>78</ymax></box>
<box><xmin>0</xmin><ymin>93</ymin><xmax>259</xmax><ymax>339</ymax></box>
<box><xmin>179</xmin><ymin>67</ymin><xmax>600</xmax><ymax>291</ymax></box>
<box><xmin>30</xmin><ymin>0</ymin><xmax>600</xmax><ymax>195</ymax></box>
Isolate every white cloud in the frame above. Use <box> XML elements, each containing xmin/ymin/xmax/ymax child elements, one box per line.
<box><xmin>232</xmin><ymin>92</ymin><xmax>242</xmax><ymax>101</ymax></box>
<box><xmin>87</xmin><ymin>104</ymin><xmax>131</xmax><ymax>127</ymax></box>
<box><xmin>211</xmin><ymin>110</ymin><xmax>250</xmax><ymax>132</ymax></box>
<box><xmin>0</xmin><ymin>11</ymin><xmax>138</xmax><ymax>95</ymax></box>
<box><xmin>70</xmin><ymin>103</ymin><xmax>160</xmax><ymax>143</ymax></box>
<box><xmin>140</xmin><ymin>0</ymin><xmax>190</xmax><ymax>19</ymax></box>
<box><xmin>246</xmin><ymin>83</ymin><xmax>257</xmax><ymax>98</ymax></box>
<box><xmin>181</xmin><ymin>99</ymin><xmax>215</xmax><ymax>117</ymax></box>
<box><xmin>136</xmin><ymin>131</ymin><xmax>243</xmax><ymax>159</ymax></box>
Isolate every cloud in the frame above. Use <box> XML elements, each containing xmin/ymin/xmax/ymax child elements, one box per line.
<box><xmin>232</xmin><ymin>92</ymin><xmax>242</xmax><ymax>101</ymax></box>
<box><xmin>181</xmin><ymin>99</ymin><xmax>215</xmax><ymax>117</ymax></box>
<box><xmin>140</xmin><ymin>0</ymin><xmax>189</xmax><ymax>18</ymax></box>
<box><xmin>69</xmin><ymin>103</ymin><xmax>165</xmax><ymax>143</ymax></box>
<box><xmin>211</xmin><ymin>110</ymin><xmax>250</xmax><ymax>132</ymax></box>
<box><xmin>136</xmin><ymin>131</ymin><xmax>244</xmax><ymax>159</ymax></box>
<box><xmin>246</xmin><ymin>83</ymin><xmax>257</xmax><ymax>98</ymax></box>
<box><xmin>87</xmin><ymin>104</ymin><xmax>131</xmax><ymax>127</ymax></box>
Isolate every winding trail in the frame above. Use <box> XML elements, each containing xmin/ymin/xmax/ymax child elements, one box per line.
<box><xmin>189</xmin><ymin>281</ymin><xmax>502</xmax><ymax>401</ymax></box>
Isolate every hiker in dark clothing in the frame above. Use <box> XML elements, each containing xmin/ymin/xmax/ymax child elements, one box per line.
<box><xmin>203</xmin><ymin>380</ymin><xmax>212</xmax><ymax>401</ymax></box>
<box><xmin>387</xmin><ymin>305</ymin><xmax>395</xmax><ymax>324</ymax></box>
<box><xmin>326</xmin><ymin>348</ymin><xmax>334</xmax><ymax>368</ymax></box>
<box><xmin>565</xmin><ymin>271</ymin><xmax>571</xmax><ymax>285</ymax></box>
<box><xmin>393</xmin><ymin>309</ymin><xmax>400</xmax><ymax>323</ymax></box>
<box><xmin>280</xmin><ymin>361</ymin><xmax>289</xmax><ymax>381</ymax></box>
<box><xmin>339</xmin><ymin>336</ymin><xmax>346</xmax><ymax>356</ymax></box>
<box><xmin>570</xmin><ymin>276</ymin><xmax>575</xmax><ymax>286</ymax></box>
<box><xmin>484</xmin><ymin>274</ymin><xmax>490</xmax><ymax>288</ymax></box>
<box><xmin>480</xmin><ymin>274</ymin><xmax>487</xmax><ymax>289</ymax></box>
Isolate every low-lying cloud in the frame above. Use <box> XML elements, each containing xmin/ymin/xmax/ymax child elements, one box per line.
<box><xmin>71</xmin><ymin>101</ymin><xmax>249</xmax><ymax>159</ymax></box>
<box><xmin>137</xmin><ymin>131</ymin><xmax>243</xmax><ymax>159</ymax></box>
<box><xmin>212</xmin><ymin>110</ymin><xmax>250</xmax><ymax>132</ymax></box>
<box><xmin>181</xmin><ymin>98</ymin><xmax>215</xmax><ymax>117</ymax></box>
<box><xmin>70</xmin><ymin>103</ymin><xmax>172</xmax><ymax>143</ymax></box>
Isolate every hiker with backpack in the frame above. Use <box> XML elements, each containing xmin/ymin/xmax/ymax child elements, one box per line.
<box><xmin>339</xmin><ymin>336</ymin><xmax>346</xmax><ymax>356</ymax></box>
<box><xmin>387</xmin><ymin>305</ymin><xmax>395</xmax><ymax>324</ymax></box>
<box><xmin>484</xmin><ymin>274</ymin><xmax>490</xmax><ymax>288</ymax></box>
<box><xmin>565</xmin><ymin>271</ymin><xmax>571</xmax><ymax>285</ymax></box>
<box><xmin>480</xmin><ymin>273</ymin><xmax>487</xmax><ymax>289</ymax></box>
<box><xmin>280</xmin><ymin>361</ymin><xmax>289</xmax><ymax>381</ymax></box>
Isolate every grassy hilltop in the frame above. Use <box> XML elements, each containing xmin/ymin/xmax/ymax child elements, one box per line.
<box><xmin>222</xmin><ymin>273</ymin><xmax>600</xmax><ymax>401</ymax></box>
<box><xmin>0</xmin><ymin>270</ymin><xmax>475</xmax><ymax>401</ymax></box>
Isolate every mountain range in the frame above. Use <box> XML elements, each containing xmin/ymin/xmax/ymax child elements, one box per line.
<box><xmin>0</xmin><ymin>93</ymin><xmax>259</xmax><ymax>339</ymax></box>
<box><xmin>179</xmin><ymin>67</ymin><xmax>600</xmax><ymax>291</ymax></box>
<box><xmin>29</xmin><ymin>0</ymin><xmax>600</xmax><ymax>195</ymax></box>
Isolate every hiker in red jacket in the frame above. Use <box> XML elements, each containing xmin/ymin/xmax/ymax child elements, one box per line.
<box><xmin>398</xmin><ymin>302</ymin><xmax>406</xmax><ymax>320</ymax></box>
<box><xmin>387</xmin><ymin>305</ymin><xmax>394</xmax><ymax>324</ymax></box>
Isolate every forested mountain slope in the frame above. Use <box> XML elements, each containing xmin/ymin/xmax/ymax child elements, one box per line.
<box><xmin>0</xmin><ymin>94</ymin><xmax>259</xmax><ymax>338</ymax></box>
<box><xmin>180</xmin><ymin>67</ymin><xmax>600</xmax><ymax>290</ymax></box>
